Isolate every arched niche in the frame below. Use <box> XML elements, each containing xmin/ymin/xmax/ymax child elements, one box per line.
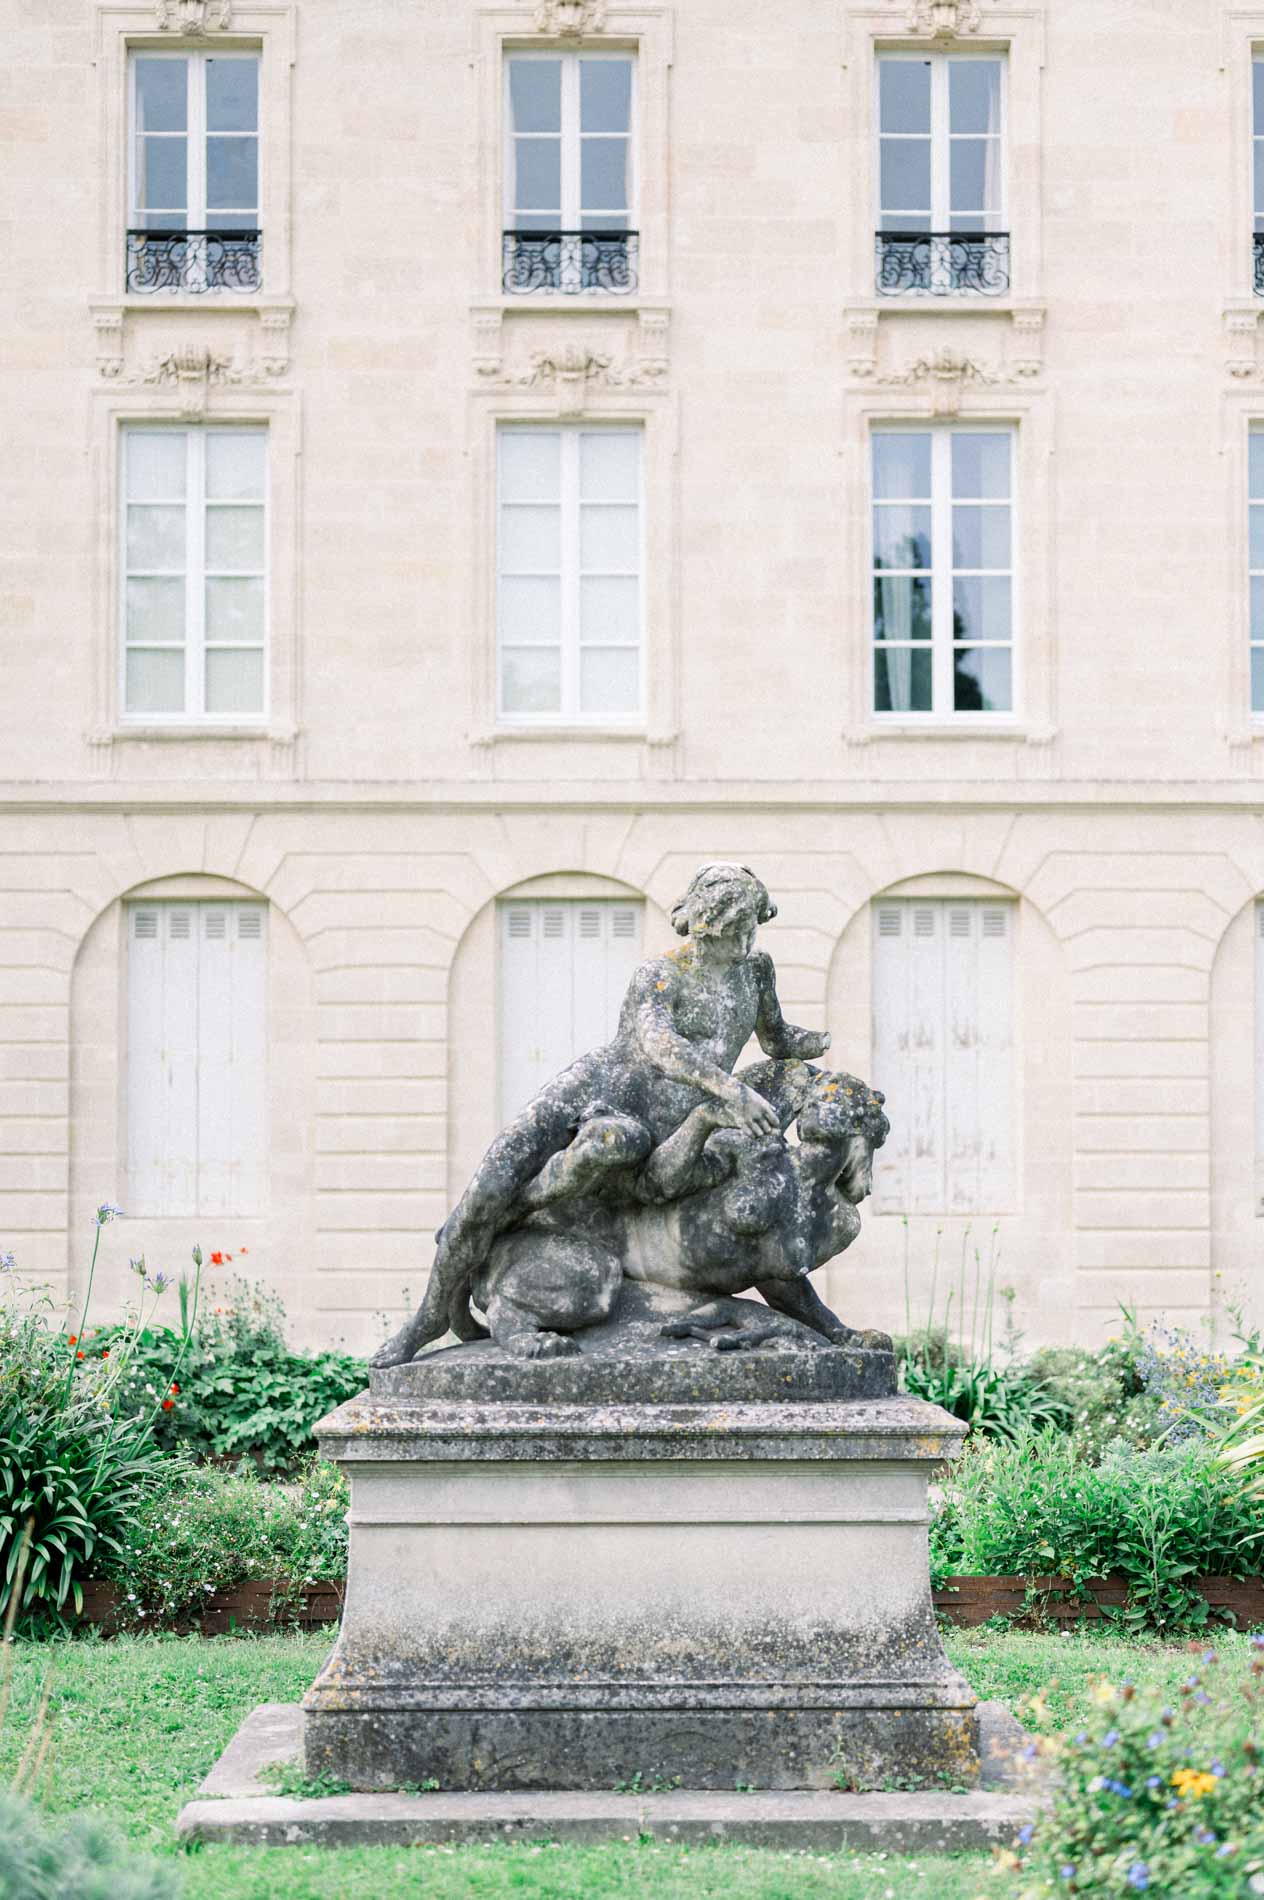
<box><xmin>68</xmin><ymin>872</ymin><xmax>317</xmax><ymax>1337</ymax></box>
<box><xmin>1210</xmin><ymin>897</ymin><xmax>1264</xmax><ymax>1337</ymax></box>
<box><xmin>447</xmin><ymin>870</ymin><xmax>673</xmax><ymax>1206</ymax></box>
<box><xmin>823</xmin><ymin>869</ymin><xmax>1074</xmax><ymax>1348</ymax></box>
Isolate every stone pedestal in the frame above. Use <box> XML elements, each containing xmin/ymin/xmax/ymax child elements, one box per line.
<box><xmin>305</xmin><ymin>1332</ymin><xmax>975</xmax><ymax>1794</ymax></box>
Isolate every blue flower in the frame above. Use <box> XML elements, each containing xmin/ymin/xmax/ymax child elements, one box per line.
<box><xmin>1060</xmin><ymin>1868</ymin><xmax>1076</xmax><ymax>1882</ymax></box>
<box><xmin>1126</xmin><ymin>1865</ymin><xmax>1149</xmax><ymax>1892</ymax></box>
<box><xmin>1145</xmin><ymin>1775</ymin><xmax>1162</xmax><ymax>1790</ymax></box>
<box><xmin>1103</xmin><ymin>1729</ymin><xmax>1120</xmax><ymax>1747</ymax></box>
<box><xmin>1020</xmin><ymin>1741</ymin><xmax>1038</xmax><ymax>1761</ymax></box>
<box><xmin>1147</xmin><ymin>1732</ymin><xmax>1165</xmax><ymax>1749</ymax></box>
<box><xmin>1017</xmin><ymin>1823</ymin><xmax>1034</xmax><ymax>1845</ymax></box>
<box><xmin>1075</xmin><ymin>1730</ymin><xmax>1089</xmax><ymax>1745</ymax></box>
<box><xmin>1217</xmin><ymin>1844</ymin><xmax>1235</xmax><ymax>1859</ymax></box>
<box><xmin>1194</xmin><ymin>1827</ymin><xmax>1217</xmax><ymax>1846</ymax></box>
<box><xmin>96</xmin><ymin>1201</ymin><xmax>124</xmax><ymax>1224</ymax></box>
<box><xmin>1211</xmin><ymin>1759</ymin><xmax>1225</xmax><ymax>1777</ymax></box>
<box><xmin>0</xmin><ymin>1250</ymin><xmax>14</xmax><ymax>1274</ymax></box>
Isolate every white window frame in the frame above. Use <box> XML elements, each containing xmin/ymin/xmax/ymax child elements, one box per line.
<box><xmin>503</xmin><ymin>49</ymin><xmax>637</xmax><ymax>234</ymax></box>
<box><xmin>127</xmin><ymin>47</ymin><xmax>260</xmax><ymax>290</ymax></box>
<box><xmin>119</xmin><ymin>423</ymin><xmax>269</xmax><ymax>727</ymax></box>
<box><xmin>874</xmin><ymin>51</ymin><xmax>1007</xmax><ymax>237</ymax></box>
<box><xmin>870</xmin><ymin>422</ymin><xmax>1018</xmax><ymax>720</ymax></box>
<box><xmin>1251</xmin><ymin>424</ymin><xmax>1264</xmax><ymax>716</ymax></box>
<box><xmin>496</xmin><ymin>421</ymin><xmax>644</xmax><ymax>726</ymax></box>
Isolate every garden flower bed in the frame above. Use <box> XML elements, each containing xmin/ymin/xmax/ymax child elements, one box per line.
<box><xmin>933</xmin><ymin>1574</ymin><xmax>1264</xmax><ymax>1630</ymax></box>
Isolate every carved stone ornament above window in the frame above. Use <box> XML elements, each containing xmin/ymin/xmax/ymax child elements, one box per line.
<box><xmin>155</xmin><ymin>0</ymin><xmax>233</xmax><ymax>31</ymax></box>
<box><xmin>879</xmin><ymin>346</ymin><xmax>1000</xmax><ymax>416</ymax></box>
<box><xmin>533</xmin><ymin>0</ymin><xmax>607</xmax><ymax>39</ymax></box>
<box><xmin>905</xmin><ymin>0</ymin><xmax>981</xmax><ymax>37</ymax></box>
<box><xmin>492</xmin><ymin>340</ymin><xmax>665</xmax><ymax>416</ymax></box>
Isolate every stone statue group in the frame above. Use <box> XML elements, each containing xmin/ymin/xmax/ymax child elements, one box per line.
<box><xmin>374</xmin><ymin>863</ymin><xmax>892</xmax><ymax>1367</ymax></box>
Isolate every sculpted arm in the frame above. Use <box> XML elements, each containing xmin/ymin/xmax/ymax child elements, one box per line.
<box><xmin>635</xmin><ymin>1103</ymin><xmax>734</xmax><ymax>1203</ymax></box>
<box><xmin>753</xmin><ymin>951</ymin><xmax>831</xmax><ymax>1061</ymax></box>
<box><xmin>629</xmin><ymin>965</ymin><xmax>778</xmax><ymax>1137</ymax></box>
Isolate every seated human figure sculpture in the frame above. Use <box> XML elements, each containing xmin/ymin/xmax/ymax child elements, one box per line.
<box><xmin>372</xmin><ymin>863</ymin><xmax>866</xmax><ymax>1369</ymax></box>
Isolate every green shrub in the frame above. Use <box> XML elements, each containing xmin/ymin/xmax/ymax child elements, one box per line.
<box><xmin>939</xmin><ymin>1431</ymin><xmax>1264</xmax><ymax>1629</ymax></box>
<box><xmin>0</xmin><ymin>1789</ymin><xmax>177</xmax><ymax>1900</ymax></box>
<box><xmin>1005</xmin><ymin>1639</ymin><xmax>1264</xmax><ymax>1897</ymax></box>
<box><xmin>289</xmin><ymin>1455</ymin><xmax>350</xmax><ymax>1586</ymax></box>
<box><xmin>1024</xmin><ymin>1334</ymin><xmax>1165</xmax><ymax>1461</ymax></box>
<box><xmin>91</xmin><ymin>1276</ymin><xmax>366</xmax><ymax>1475</ymax></box>
<box><xmin>900</xmin><ymin>1349</ymin><xmax>1072</xmax><ymax>1440</ymax></box>
<box><xmin>106</xmin><ymin>1457</ymin><xmax>302</xmax><ymax>1622</ymax></box>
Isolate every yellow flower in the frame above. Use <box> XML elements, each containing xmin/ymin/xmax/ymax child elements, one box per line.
<box><xmin>1171</xmin><ymin>1768</ymin><xmax>1218</xmax><ymax>1799</ymax></box>
<box><xmin>1088</xmin><ymin>1679</ymin><xmax>1117</xmax><ymax>1708</ymax></box>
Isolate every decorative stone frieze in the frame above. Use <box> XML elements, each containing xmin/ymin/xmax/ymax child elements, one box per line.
<box><xmin>905</xmin><ymin>0</ymin><xmax>980</xmax><ymax>37</ymax></box>
<box><xmin>879</xmin><ymin>346</ymin><xmax>1001</xmax><ymax>417</ymax></box>
<box><xmin>155</xmin><ymin>0</ymin><xmax>232</xmax><ymax>32</ymax></box>
<box><xmin>533</xmin><ymin>0</ymin><xmax>607</xmax><ymax>38</ymax></box>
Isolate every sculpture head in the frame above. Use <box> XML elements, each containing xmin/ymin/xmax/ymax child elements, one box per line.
<box><xmin>670</xmin><ymin>863</ymin><xmax>777</xmax><ymax>963</ymax></box>
<box><xmin>796</xmin><ymin>1072</ymin><xmax>889</xmax><ymax>1204</ymax></box>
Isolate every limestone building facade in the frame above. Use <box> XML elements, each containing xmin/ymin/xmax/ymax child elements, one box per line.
<box><xmin>3</xmin><ymin>0</ymin><xmax>1264</xmax><ymax>1350</ymax></box>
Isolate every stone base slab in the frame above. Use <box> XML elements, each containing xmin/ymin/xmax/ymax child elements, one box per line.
<box><xmin>177</xmin><ymin>1703</ymin><xmax>1038</xmax><ymax>1853</ymax></box>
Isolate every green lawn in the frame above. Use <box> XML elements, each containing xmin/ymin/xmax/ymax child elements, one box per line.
<box><xmin>1</xmin><ymin>1626</ymin><xmax>1260</xmax><ymax>1899</ymax></box>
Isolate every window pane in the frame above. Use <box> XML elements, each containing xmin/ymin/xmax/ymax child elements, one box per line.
<box><xmin>873</xmin><ymin>433</ymin><xmax>931</xmax><ymax>499</ymax></box>
<box><xmin>141</xmin><ymin>138</ymin><xmax>187</xmax><ymax>211</ymax></box>
<box><xmin>580</xmin><ymin>575</ymin><xmax>638</xmax><ymax>643</ymax></box>
<box><xmin>127</xmin><ymin>505</ymin><xmax>186</xmax><ymax>570</ymax></box>
<box><xmin>126</xmin><ymin>432</ymin><xmax>186</xmax><ymax>500</ymax></box>
<box><xmin>514</xmin><ymin>139</ymin><xmax>562</xmax><ymax>212</ymax></box>
<box><xmin>206</xmin><ymin>576</ymin><xmax>264</xmax><ymax>642</ymax></box>
<box><xmin>509</xmin><ymin>59</ymin><xmax>561</xmax><ymax>133</ymax></box>
<box><xmin>206</xmin><ymin>433</ymin><xmax>266</xmax><ymax>501</ymax></box>
<box><xmin>206</xmin><ymin>58</ymin><xmax>258</xmax><ymax>132</ymax></box>
<box><xmin>953</xmin><ymin>575</ymin><xmax>1011</xmax><ymax>643</ymax></box>
<box><xmin>126</xmin><ymin>648</ymin><xmax>185</xmax><ymax>713</ymax></box>
<box><xmin>1251</xmin><ymin>434</ymin><xmax>1264</xmax><ymax>500</ymax></box>
<box><xmin>949</xmin><ymin>61</ymin><xmax>1001</xmax><ymax>135</ymax></box>
<box><xmin>580</xmin><ymin>504</ymin><xmax>638</xmax><ymax>570</ymax></box>
<box><xmin>500</xmin><ymin>504</ymin><xmax>561</xmax><ymax>571</ymax></box>
<box><xmin>500</xmin><ymin>432</ymin><xmax>561</xmax><ymax>502</ymax></box>
<box><xmin>879</xmin><ymin>60</ymin><xmax>930</xmax><ymax>134</ymax></box>
<box><xmin>127</xmin><ymin>577</ymin><xmax>186</xmax><ymax>643</ymax></box>
<box><xmin>874</xmin><ymin>575</ymin><xmax>931</xmax><ymax>642</ymax></box>
<box><xmin>580</xmin><ymin>59</ymin><xmax>632</xmax><ymax>132</ymax></box>
<box><xmin>950</xmin><ymin>139</ymin><xmax>994</xmax><ymax>214</ymax></box>
<box><xmin>581</xmin><ymin>138</ymin><xmax>628</xmax><ymax>211</ymax></box>
<box><xmin>500</xmin><ymin>576</ymin><xmax>561</xmax><ymax>644</ymax></box>
<box><xmin>205</xmin><ymin>647</ymin><xmax>264</xmax><ymax>713</ymax></box>
<box><xmin>1252</xmin><ymin>505</ymin><xmax>1264</xmax><ymax>571</ymax></box>
<box><xmin>952</xmin><ymin>433</ymin><xmax>1010</xmax><ymax>499</ymax></box>
<box><xmin>879</xmin><ymin>138</ymin><xmax>930</xmax><ymax>211</ymax></box>
<box><xmin>1253</xmin><ymin>576</ymin><xmax>1264</xmax><ymax>638</ymax></box>
<box><xmin>952</xmin><ymin>504</ymin><xmax>1010</xmax><ymax>569</ymax></box>
<box><xmin>953</xmin><ymin>645</ymin><xmax>1012</xmax><ymax>711</ymax></box>
<box><xmin>135</xmin><ymin>57</ymin><xmax>187</xmax><ymax>133</ymax></box>
<box><xmin>207</xmin><ymin>137</ymin><xmax>257</xmax><ymax>210</ymax></box>
<box><xmin>580</xmin><ymin>647</ymin><xmax>638</xmax><ymax>714</ymax></box>
<box><xmin>873</xmin><ymin>505</ymin><xmax>931</xmax><ymax>569</ymax></box>
<box><xmin>501</xmin><ymin>647</ymin><xmax>561</xmax><ymax>713</ymax></box>
<box><xmin>1256</xmin><ymin>144</ymin><xmax>1264</xmax><ymax>222</ymax></box>
<box><xmin>579</xmin><ymin>432</ymin><xmax>639</xmax><ymax>501</ymax></box>
<box><xmin>1254</xmin><ymin>648</ymin><xmax>1264</xmax><ymax>713</ymax></box>
<box><xmin>205</xmin><ymin>506</ymin><xmax>265</xmax><ymax>571</ymax></box>
<box><xmin>874</xmin><ymin>647</ymin><xmax>932</xmax><ymax>713</ymax></box>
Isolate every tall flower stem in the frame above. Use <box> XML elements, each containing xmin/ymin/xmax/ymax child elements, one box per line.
<box><xmin>61</xmin><ymin>1222</ymin><xmax>103</xmax><ymax>1404</ymax></box>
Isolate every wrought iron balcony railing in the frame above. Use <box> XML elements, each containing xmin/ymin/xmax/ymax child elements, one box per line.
<box><xmin>1254</xmin><ymin>232</ymin><xmax>1264</xmax><ymax>295</ymax></box>
<box><xmin>126</xmin><ymin>229</ymin><xmax>262</xmax><ymax>295</ymax></box>
<box><xmin>502</xmin><ymin>229</ymin><xmax>639</xmax><ymax>296</ymax></box>
<box><xmin>875</xmin><ymin>230</ymin><xmax>1010</xmax><ymax>298</ymax></box>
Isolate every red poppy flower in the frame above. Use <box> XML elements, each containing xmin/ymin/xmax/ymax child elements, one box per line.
<box><xmin>75</xmin><ymin>1351</ymin><xmax>84</xmax><ymax>1360</ymax></box>
<box><xmin>161</xmin><ymin>1398</ymin><xmax>175</xmax><ymax>1411</ymax></box>
<box><xmin>101</xmin><ymin>1349</ymin><xmax>110</xmax><ymax>1360</ymax></box>
<box><xmin>170</xmin><ymin>1382</ymin><xmax>180</xmax><ymax>1395</ymax></box>
<box><xmin>68</xmin><ymin>1334</ymin><xmax>77</xmax><ymax>1346</ymax></box>
<box><xmin>209</xmin><ymin>1251</ymin><xmax>224</xmax><ymax>1265</ymax></box>
<box><xmin>239</xmin><ymin>1247</ymin><xmax>249</xmax><ymax>1254</ymax></box>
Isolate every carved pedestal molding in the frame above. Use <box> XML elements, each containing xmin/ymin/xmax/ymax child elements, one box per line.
<box><xmin>155</xmin><ymin>0</ymin><xmax>232</xmax><ymax>31</ymax></box>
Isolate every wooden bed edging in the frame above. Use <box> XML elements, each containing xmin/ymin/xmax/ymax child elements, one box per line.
<box><xmin>933</xmin><ymin>1573</ymin><xmax>1264</xmax><ymax>1628</ymax></box>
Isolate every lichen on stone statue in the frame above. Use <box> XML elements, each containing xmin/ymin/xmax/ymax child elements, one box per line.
<box><xmin>372</xmin><ymin>862</ymin><xmax>891</xmax><ymax>1367</ymax></box>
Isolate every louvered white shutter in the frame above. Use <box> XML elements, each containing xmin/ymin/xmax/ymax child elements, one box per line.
<box><xmin>871</xmin><ymin>899</ymin><xmax>1014</xmax><ymax>1213</ymax></box>
<box><xmin>127</xmin><ymin>901</ymin><xmax>267</xmax><ymax>1216</ymax></box>
<box><xmin>499</xmin><ymin>900</ymin><xmax>643</xmax><ymax>1121</ymax></box>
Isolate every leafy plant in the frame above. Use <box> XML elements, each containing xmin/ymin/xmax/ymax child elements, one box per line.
<box><xmin>1215</xmin><ymin>1346</ymin><xmax>1264</xmax><ymax>1503</ymax></box>
<box><xmin>937</xmin><ymin>1430</ymin><xmax>1264</xmax><ymax>1630</ymax></box>
<box><xmin>288</xmin><ymin>1455</ymin><xmax>350</xmax><ymax>1586</ymax></box>
<box><xmin>1024</xmin><ymin>1327</ymin><xmax>1164</xmax><ymax>1463</ymax></box>
<box><xmin>105</xmin><ymin>1457</ymin><xmax>302</xmax><ymax>1622</ymax></box>
<box><xmin>1002</xmin><ymin>1638</ymin><xmax>1264</xmax><ymax>1897</ymax></box>
<box><xmin>91</xmin><ymin>1275</ymin><xmax>366</xmax><ymax>1475</ymax></box>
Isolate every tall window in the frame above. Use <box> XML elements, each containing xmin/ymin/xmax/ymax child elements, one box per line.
<box><xmin>127</xmin><ymin>902</ymin><xmax>267</xmax><ymax>1217</ymax></box>
<box><xmin>121</xmin><ymin>426</ymin><xmax>267</xmax><ymax>721</ymax></box>
<box><xmin>871</xmin><ymin>426</ymin><xmax>1014</xmax><ymax>716</ymax></box>
<box><xmin>870</xmin><ymin>900</ymin><xmax>1014</xmax><ymax>1214</ymax></box>
<box><xmin>497</xmin><ymin>425</ymin><xmax>642</xmax><ymax>721</ymax></box>
<box><xmin>1251</xmin><ymin>429</ymin><xmax>1264</xmax><ymax>710</ymax></box>
<box><xmin>499</xmin><ymin>900</ymin><xmax>642</xmax><ymax>1120</ymax></box>
<box><xmin>1254</xmin><ymin>59</ymin><xmax>1264</xmax><ymax>294</ymax></box>
<box><xmin>128</xmin><ymin>50</ymin><xmax>260</xmax><ymax>293</ymax></box>
<box><xmin>875</xmin><ymin>54</ymin><xmax>1006</xmax><ymax>296</ymax></box>
<box><xmin>503</xmin><ymin>52</ymin><xmax>636</xmax><ymax>293</ymax></box>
